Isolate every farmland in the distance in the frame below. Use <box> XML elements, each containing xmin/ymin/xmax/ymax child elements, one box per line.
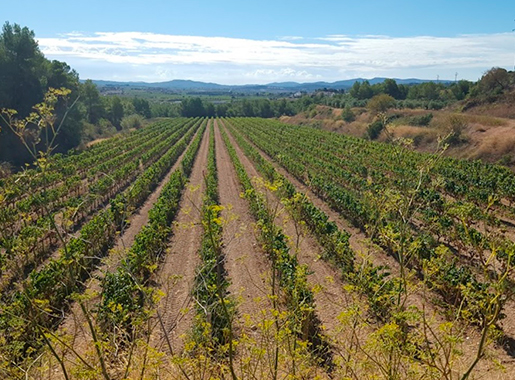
<box><xmin>2</xmin><ymin>117</ymin><xmax>515</xmax><ymax>379</ymax></box>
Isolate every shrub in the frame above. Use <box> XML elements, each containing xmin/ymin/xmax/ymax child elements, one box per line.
<box><xmin>341</xmin><ymin>106</ymin><xmax>355</xmax><ymax>122</ymax></box>
<box><xmin>367</xmin><ymin>94</ymin><xmax>396</xmax><ymax>115</ymax></box>
<box><xmin>407</xmin><ymin>113</ymin><xmax>433</xmax><ymax>126</ymax></box>
<box><xmin>366</xmin><ymin>119</ymin><xmax>385</xmax><ymax>140</ymax></box>
<box><xmin>498</xmin><ymin>154</ymin><xmax>513</xmax><ymax>166</ymax></box>
<box><xmin>427</xmin><ymin>100</ymin><xmax>445</xmax><ymax>110</ymax></box>
<box><xmin>121</xmin><ymin>114</ymin><xmax>144</xmax><ymax>130</ymax></box>
<box><xmin>0</xmin><ymin>162</ymin><xmax>12</xmax><ymax>178</ymax></box>
<box><xmin>82</xmin><ymin>119</ymin><xmax>117</xmax><ymax>141</ymax></box>
<box><xmin>443</xmin><ymin>115</ymin><xmax>467</xmax><ymax>146</ymax></box>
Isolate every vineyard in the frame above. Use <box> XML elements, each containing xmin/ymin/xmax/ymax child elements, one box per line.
<box><xmin>1</xmin><ymin>117</ymin><xmax>515</xmax><ymax>379</ymax></box>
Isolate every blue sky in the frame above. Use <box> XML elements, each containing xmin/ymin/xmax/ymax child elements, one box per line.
<box><xmin>4</xmin><ymin>0</ymin><xmax>515</xmax><ymax>84</ymax></box>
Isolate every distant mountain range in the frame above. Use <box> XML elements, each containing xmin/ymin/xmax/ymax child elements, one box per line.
<box><xmin>88</xmin><ymin>77</ymin><xmax>451</xmax><ymax>93</ymax></box>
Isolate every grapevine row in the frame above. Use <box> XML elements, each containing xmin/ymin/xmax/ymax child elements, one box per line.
<box><xmin>191</xmin><ymin>122</ymin><xmax>234</xmax><ymax>354</ymax></box>
<box><xmin>223</xmin><ymin>119</ymin><xmax>398</xmax><ymax>322</ymax></box>
<box><xmin>0</xmin><ymin>118</ymin><xmax>204</xmax><ymax>363</ymax></box>
<box><xmin>0</xmin><ymin>119</ymin><xmax>199</xmax><ymax>295</ymax></box>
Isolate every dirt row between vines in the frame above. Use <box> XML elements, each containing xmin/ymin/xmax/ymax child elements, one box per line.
<box><xmin>39</xmin><ymin>126</ymin><xmax>205</xmax><ymax>379</ymax></box>
<box><xmin>1</xmin><ymin>150</ymin><xmax>156</xmax><ymax>295</ymax></box>
<box><xmin>213</xmin><ymin>120</ymin><xmax>273</xmax><ymax>336</ymax></box>
<box><xmin>223</xmin><ymin>122</ymin><xmax>515</xmax><ymax>377</ymax></box>
<box><xmin>150</xmin><ymin>124</ymin><xmax>209</xmax><ymax>353</ymax></box>
<box><xmin>21</xmin><ymin>127</ymin><xmax>188</xmax><ymax>285</ymax></box>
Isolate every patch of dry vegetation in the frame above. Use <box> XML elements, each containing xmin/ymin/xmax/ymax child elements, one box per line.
<box><xmin>470</xmin><ymin>127</ymin><xmax>515</xmax><ymax>163</ymax></box>
<box><xmin>381</xmin><ymin>125</ymin><xmax>439</xmax><ymax>148</ymax></box>
<box><xmin>462</xmin><ymin>113</ymin><xmax>508</xmax><ymax>127</ymax></box>
<box><xmin>464</xmin><ymin>92</ymin><xmax>515</xmax><ymax>119</ymax></box>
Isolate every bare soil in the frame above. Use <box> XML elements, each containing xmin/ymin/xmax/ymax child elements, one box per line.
<box><xmin>150</xmin><ymin>125</ymin><xmax>210</xmax><ymax>354</ymax></box>
<box><xmin>213</xmin><ymin>120</ymin><xmax>273</xmax><ymax>335</ymax></box>
<box><xmin>28</xmin><ymin>118</ymin><xmax>515</xmax><ymax>379</ymax></box>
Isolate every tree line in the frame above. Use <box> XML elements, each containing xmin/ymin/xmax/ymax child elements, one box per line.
<box><xmin>150</xmin><ymin>97</ymin><xmax>297</xmax><ymax>119</ymax></box>
<box><xmin>0</xmin><ymin>22</ymin><xmax>153</xmax><ymax>167</ymax></box>
<box><xmin>305</xmin><ymin>69</ymin><xmax>515</xmax><ymax>111</ymax></box>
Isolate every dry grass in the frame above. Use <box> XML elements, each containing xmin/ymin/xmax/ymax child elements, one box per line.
<box><xmin>281</xmin><ymin>107</ymin><xmax>371</xmax><ymax>138</ymax></box>
<box><xmin>383</xmin><ymin>124</ymin><xmax>439</xmax><ymax>147</ymax></box>
<box><xmin>470</xmin><ymin>128</ymin><xmax>515</xmax><ymax>161</ymax></box>
<box><xmin>332</xmin><ymin>107</ymin><xmax>342</xmax><ymax>118</ymax></box>
<box><xmin>466</xmin><ymin>100</ymin><xmax>515</xmax><ymax>119</ymax></box>
<box><xmin>462</xmin><ymin>114</ymin><xmax>508</xmax><ymax>127</ymax></box>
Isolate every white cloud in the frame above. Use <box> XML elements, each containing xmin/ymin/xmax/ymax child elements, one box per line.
<box><xmin>37</xmin><ymin>31</ymin><xmax>515</xmax><ymax>84</ymax></box>
<box><xmin>279</xmin><ymin>36</ymin><xmax>304</xmax><ymax>41</ymax></box>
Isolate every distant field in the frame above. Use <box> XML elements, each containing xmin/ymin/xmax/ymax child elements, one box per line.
<box><xmin>100</xmin><ymin>86</ymin><xmax>283</xmax><ymax>101</ymax></box>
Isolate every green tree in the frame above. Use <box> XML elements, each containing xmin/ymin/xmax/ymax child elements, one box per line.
<box><xmin>480</xmin><ymin>67</ymin><xmax>510</xmax><ymax>94</ymax></box>
<box><xmin>81</xmin><ymin>80</ymin><xmax>104</xmax><ymax>124</ymax></box>
<box><xmin>274</xmin><ymin>98</ymin><xmax>294</xmax><ymax>116</ymax></box>
<box><xmin>242</xmin><ymin>99</ymin><xmax>255</xmax><ymax>116</ymax></box>
<box><xmin>357</xmin><ymin>80</ymin><xmax>374</xmax><ymax>100</ymax></box>
<box><xmin>0</xmin><ymin>22</ymin><xmax>45</xmax><ymax>114</ymax></box>
<box><xmin>215</xmin><ymin>103</ymin><xmax>228</xmax><ymax>117</ymax></box>
<box><xmin>181</xmin><ymin>97</ymin><xmax>205</xmax><ymax>117</ymax></box>
<box><xmin>132</xmin><ymin>97</ymin><xmax>151</xmax><ymax>118</ymax></box>
<box><xmin>150</xmin><ymin>102</ymin><xmax>178</xmax><ymax>117</ymax></box>
<box><xmin>382</xmin><ymin>79</ymin><xmax>402</xmax><ymax>99</ymax></box>
<box><xmin>0</xmin><ymin>22</ymin><xmax>47</xmax><ymax>164</ymax></box>
<box><xmin>205</xmin><ymin>102</ymin><xmax>216</xmax><ymax>117</ymax></box>
<box><xmin>0</xmin><ymin>23</ymin><xmax>86</xmax><ymax>165</ymax></box>
<box><xmin>341</xmin><ymin>106</ymin><xmax>355</xmax><ymax>122</ymax></box>
<box><xmin>349</xmin><ymin>81</ymin><xmax>361</xmax><ymax>98</ymax></box>
<box><xmin>368</xmin><ymin>94</ymin><xmax>396</xmax><ymax>114</ymax></box>
<box><xmin>419</xmin><ymin>82</ymin><xmax>440</xmax><ymax>100</ymax></box>
<box><xmin>45</xmin><ymin>60</ymin><xmax>83</xmax><ymax>153</ymax></box>
<box><xmin>450</xmin><ymin>80</ymin><xmax>471</xmax><ymax>101</ymax></box>
<box><xmin>109</xmin><ymin>96</ymin><xmax>124</xmax><ymax>129</ymax></box>
<box><xmin>258</xmin><ymin>99</ymin><xmax>273</xmax><ymax>118</ymax></box>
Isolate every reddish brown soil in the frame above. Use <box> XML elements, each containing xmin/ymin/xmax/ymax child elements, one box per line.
<box><xmin>213</xmin><ymin>120</ymin><xmax>273</xmax><ymax>334</ymax></box>
<box><xmin>150</xmin><ymin>125</ymin><xmax>210</xmax><ymax>354</ymax></box>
